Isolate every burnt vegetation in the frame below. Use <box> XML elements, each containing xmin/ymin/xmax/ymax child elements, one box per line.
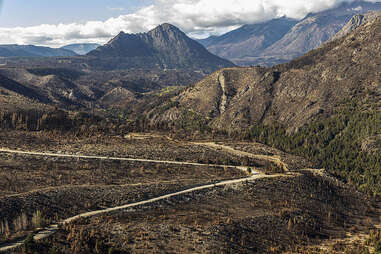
<box><xmin>0</xmin><ymin>13</ymin><xmax>380</xmax><ymax>254</ymax></box>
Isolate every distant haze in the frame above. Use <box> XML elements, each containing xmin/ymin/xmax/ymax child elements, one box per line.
<box><xmin>0</xmin><ymin>0</ymin><xmax>380</xmax><ymax>47</ymax></box>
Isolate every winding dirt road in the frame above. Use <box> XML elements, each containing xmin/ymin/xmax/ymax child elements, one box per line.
<box><xmin>0</xmin><ymin>146</ymin><xmax>290</xmax><ymax>252</ymax></box>
<box><xmin>192</xmin><ymin>142</ymin><xmax>290</xmax><ymax>171</ymax></box>
<box><xmin>0</xmin><ymin>171</ymin><xmax>286</xmax><ymax>252</ymax></box>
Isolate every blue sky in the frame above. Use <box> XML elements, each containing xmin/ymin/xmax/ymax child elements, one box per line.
<box><xmin>0</xmin><ymin>0</ymin><xmax>153</xmax><ymax>27</ymax></box>
<box><xmin>0</xmin><ymin>0</ymin><xmax>379</xmax><ymax>47</ymax></box>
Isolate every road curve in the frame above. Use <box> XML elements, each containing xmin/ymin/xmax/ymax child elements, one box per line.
<box><xmin>0</xmin><ymin>146</ymin><xmax>293</xmax><ymax>252</ymax></box>
<box><xmin>192</xmin><ymin>142</ymin><xmax>290</xmax><ymax>172</ymax></box>
<box><xmin>0</xmin><ymin>173</ymin><xmax>287</xmax><ymax>252</ymax></box>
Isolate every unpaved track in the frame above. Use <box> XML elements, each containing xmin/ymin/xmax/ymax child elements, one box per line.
<box><xmin>0</xmin><ymin>173</ymin><xmax>288</xmax><ymax>252</ymax></box>
<box><xmin>193</xmin><ymin>142</ymin><xmax>290</xmax><ymax>171</ymax></box>
<box><xmin>0</xmin><ymin>146</ymin><xmax>291</xmax><ymax>252</ymax></box>
<box><xmin>0</xmin><ymin>147</ymin><xmax>248</xmax><ymax>171</ymax></box>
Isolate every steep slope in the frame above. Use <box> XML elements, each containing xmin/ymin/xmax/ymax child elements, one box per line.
<box><xmin>148</xmin><ymin>15</ymin><xmax>381</xmax><ymax>132</ymax></box>
<box><xmin>0</xmin><ymin>73</ymin><xmax>50</xmax><ymax>104</ymax></box>
<box><xmin>144</xmin><ymin>16</ymin><xmax>381</xmax><ymax>195</ymax></box>
<box><xmin>0</xmin><ymin>45</ymin><xmax>77</xmax><ymax>57</ymax></box>
<box><xmin>200</xmin><ymin>1</ymin><xmax>381</xmax><ymax>66</ymax></box>
<box><xmin>331</xmin><ymin>11</ymin><xmax>381</xmax><ymax>39</ymax></box>
<box><xmin>0</xmin><ymin>68</ymin><xmax>91</xmax><ymax>107</ymax></box>
<box><xmin>87</xmin><ymin>23</ymin><xmax>235</xmax><ymax>71</ymax></box>
<box><xmin>261</xmin><ymin>1</ymin><xmax>381</xmax><ymax>64</ymax></box>
<box><xmin>61</xmin><ymin>43</ymin><xmax>100</xmax><ymax>55</ymax></box>
<box><xmin>197</xmin><ymin>17</ymin><xmax>298</xmax><ymax>61</ymax></box>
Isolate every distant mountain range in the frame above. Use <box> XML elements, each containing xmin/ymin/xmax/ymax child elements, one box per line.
<box><xmin>198</xmin><ymin>0</ymin><xmax>381</xmax><ymax>66</ymax></box>
<box><xmin>0</xmin><ymin>24</ymin><xmax>235</xmax><ymax>108</ymax></box>
<box><xmin>150</xmin><ymin>13</ymin><xmax>381</xmax><ymax>133</ymax></box>
<box><xmin>87</xmin><ymin>23</ymin><xmax>235</xmax><ymax>71</ymax></box>
<box><xmin>197</xmin><ymin>17</ymin><xmax>298</xmax><ymax>60</ymax></box>
<box><xmin>0</xmin><ymin>45</ymin><xmax>77</xmax><ymax>58</ymax></box>
<box><xmin>0</xmin><ymin>43</ymin><xmax>102</xmax><ymax>58</ymax></box>
<box><xmin>1</xmin><ymin>23</ymin><xmax>234</xmax><ymax>75</ymax></box>
<box><xmin>61</xmin><ymin>43</ymin><xmax>100</xmax><ymax>55</ymax></box>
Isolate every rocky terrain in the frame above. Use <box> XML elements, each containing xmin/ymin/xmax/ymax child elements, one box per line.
<box><xmin>149</xmin><ymin>15</ymin><xmax>381</xmax><ymax>132</ymax></box>
<box><xmin>139</xmin><ymin>15</ymin><xmax>381</xmax><ymax>198</ymax></box>
<box><xmin>197</xmin><ymin>17</ymin><xmax>298</xmax><ymax>62</ymax></box>
<box><xmin>0</xmin><ymin>5</ymin><xmax>380</xmax><ymax>254</ymax></box>
<box><xmin>199</xmin><ymin>1</ymin><xmax>381</xmax><ymax>66</ymax></box>
<box><xmin>87</xmin><ymin>23</ymin><xmax>235</xmax><ymax>71</ymax></box>
<box><xmin>0</xmin><ymin>66</ymin><xmax>203</xmax><ymax>111</ymax></box>
<box><xmin>331</xmin><ymin>11</ymin><xmax>381</xmax><ymax>40</ymax></box>
<box><xmin>0</xmin><ymin>23</ymin><xmax>235</xmax><ymax>111</ymax></box>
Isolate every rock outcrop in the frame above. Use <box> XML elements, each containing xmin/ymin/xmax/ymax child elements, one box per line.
<box><xmin>87</xmin><ymin>23</ymin><xmax>235</xmax><ymax>72</ymax></box>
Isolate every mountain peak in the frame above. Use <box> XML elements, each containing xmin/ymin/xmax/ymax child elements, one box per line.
<box><xmin>148</xmin><ymin>23</ymin><xmax>183</xmax><ymax>35</ymax></box>
<box><xmin>156</xmin><ymin>23</ymin><xmax>180</xmax><ymax>30</ymax></box>
<box><xmin>86</xmin><ymin>23</ymin><xmax>235</xmax><ymax>71</ymax></box>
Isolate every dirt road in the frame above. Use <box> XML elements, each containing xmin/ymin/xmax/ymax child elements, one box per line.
<box><xmin>0</xmin><ymin>145</ymin><xmax>292</xmax><ymax>252</ymax></box>
<box><xmin>0</xmin><ymin>172</ymin><xmax>287</xmax><ymax>252</ymax></box>
<box><xmin>192</xmin><ymin>142</ymin><xmax>290</xmax><ymax>171</ymax></box>
<box><xmin>0</xmin><ymin>147</ymin><xmax>249</xmax><ymax>172</ymax></box>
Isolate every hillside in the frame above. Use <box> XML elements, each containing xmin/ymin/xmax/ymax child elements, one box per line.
<box><xmin>145</xmin><ymin>15</ymin><xmax>381</xmax><ymax>195</ymax></box>
<box><xmin>201</xmin><ymin>1</ymin><xmax>381</xmax><ymax>66</ymax></box>
<box><xmin>0</xmin><ymin>45</ymin><xmax>77</xmax><ymax>57</ymax></box>
<box><xmin>150</xmin><ymin>15</ymin><xmax>381</xmax><ymax>130</ymax></box>
<box><xmin>197</xmin><ymin>17</ymin><xmax>298</xmax><ymax>60</ymax></box>
<box><xmin>1</xmin><ymin>7</ymin><xmax>381</xmax><ymax>254</ymax></box>
<box><xmin>87</xmin><ymin>23</ymin><xmax>235</xmax><ymax>71</ymax></box>
<box><xmin>331</xmin><ymin>11</ymin><xmax>381</xmax><ymax>40</ymax></box>
<box><xmin>0</xmin><ymin>65</ymin><xmax>207</xmax><ymax>111</ymax></box>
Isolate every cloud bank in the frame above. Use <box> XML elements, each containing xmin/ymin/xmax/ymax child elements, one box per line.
<box><xmin>0</xmin><ymin>0</ymin><xmax>380</xmax><ymax>47</ymax></box>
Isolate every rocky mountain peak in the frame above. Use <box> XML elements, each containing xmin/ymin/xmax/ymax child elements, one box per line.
<box><xmin>86</xmin><ymin>23</ymin><xmax>235</xmax><ymax>71</ymax></box>
<box><xmin>332</xmin><ymin>11</ymin><xmax>381</xmax><ymax>39</ymax></box>
<box><xmin>150</xmin><ymin>23</ymin><xmax>181</xmax><ymax>33</ymax></box>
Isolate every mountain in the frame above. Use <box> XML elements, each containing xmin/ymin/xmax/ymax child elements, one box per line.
<box><xmin>196</xmin><ymin>35</ymin><xmax>219</xmax><ymax>48</ymax></box>
<box><xmin>331</xmin><ymin>11</ymin><xmax>381</xmax><ymax>40</ymax></box>
<box><xmin>201</xmin><ymin>1</ymin><xmax>381</xmax><ymax>66</ymax></box>
<box><xmin>87</xmin><ymin>23</ymin><xmax>235</xmax><ymax>71</ymax></box>
<box><xmin>61</xmin><ymin>43</ymin><xmax>100</xmax><ymax>55</ymax></box>
<box><xmin>197</xmin><ymin>17</ymin><xmax>298</xmax><ymax>61</ymax></box>
<box><xmin>142</xmin><ymin>15</ymin><xmax>381</xmax><ymax>195</ymax></box>
<box><xmin>0</xmin><ymin>67</ymin><xmax>91</xmax><ymax>107</ymax></box>
<box><xmin>147</xmin><ymin>15</ymin><xmax>381</xmax><ymax>133</ymax></box>
<box><xmin>0</xmin><ymin>45</ymin><xmax>77</xmax><ymax>57</ymax></box>
<box><xmin>261</xmin><ymin>1</ymin><xmax>381</xmax><ymax>64</ymax></box>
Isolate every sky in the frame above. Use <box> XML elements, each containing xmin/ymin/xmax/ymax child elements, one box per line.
<box><xmin>0</xmin><ymin>0</ymin><xmax>380</xmax><ymax>47</ymax></box>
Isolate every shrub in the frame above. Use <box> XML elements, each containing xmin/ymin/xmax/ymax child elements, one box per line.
<box><xmin>23</xmin><ymin>234</ymin><xmax>36</xmax><ymax>252</ymax></box>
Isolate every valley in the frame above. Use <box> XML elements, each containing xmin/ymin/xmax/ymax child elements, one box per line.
<box><xmin>0</xmin><ymin>131</ymin><xmax>379</xmax><ymax>253</ymax></box>
<box><xmin>0</xmin><ymin>3</ymin><xmax>380</xmax><ymax>254</ymax></box>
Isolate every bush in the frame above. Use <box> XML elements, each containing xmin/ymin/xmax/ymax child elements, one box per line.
<box><xmin>24</xmin><ymin>234</ymin><xmax>36</xmax><ymax>252</ymax></box>
<box><xmin>375</xmin><ymin>240</ymin><xmax>381</xmax><ymax>252</ymax></box>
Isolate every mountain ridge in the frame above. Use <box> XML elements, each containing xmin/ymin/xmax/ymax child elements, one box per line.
<box><xmin>87</xmin><ymin>23</ymin><xmax>235</xmax><ymax>71</ymax></box>
<box><xmin>197</xmin><ymin>17</ymin><xmax>298</xmax><ymax>60</ymax></box>
<box><xmin>145</xmin><ymin>15</ymin><xmax>381</xmax><ymax>132</ymax></box>
<box><xmin>200</xmin><ymin>1</ymin><xmax>381</xmax><ymax>66</ymax></box>
<box><xmin>0</xmin><ymin>44</ymin><xmax>77</xmax><ymax>58</ymax></box>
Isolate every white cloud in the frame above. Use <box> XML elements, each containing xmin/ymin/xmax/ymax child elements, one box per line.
<box><xmin>0</xmin><ymin>0</ymin><xmax>380</xmax><ymax>47</ymax></box>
